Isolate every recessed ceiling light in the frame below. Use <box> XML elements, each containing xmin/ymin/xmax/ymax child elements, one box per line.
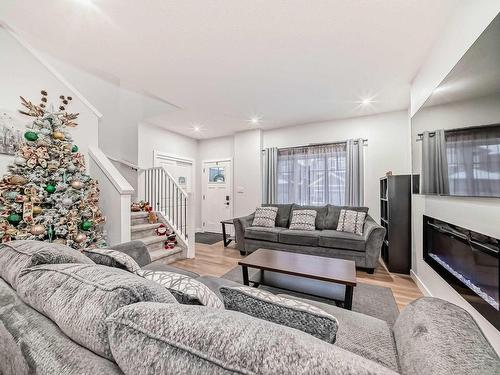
<box><xmin>193</xmin><ymin>125</ymin><xmax>201</xmax><ymax>132</ymax></box>
<box><xmin>250</xmin><ymin>117</ymin><xmax>260</xmax><ymax>124</ymax></box>
<box><xmin>361</xmin><ymin>98</ymin><xmax>373</xmax><ymax>105</ymax></box>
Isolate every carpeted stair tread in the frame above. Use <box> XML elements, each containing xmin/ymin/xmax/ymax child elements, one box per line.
<box><xmin>139</xmin><ymin>235</ymin><xmax>172</xmax><ymax>246</ymax></box>
<box><xmin>131</xmin><ymin>223</ymin><xmax>162</xmax><ymax>232</ymax></box>
<box><xmin>131</xmin><ymin>212</ymin><xmax>149</xmax><ymax>218</ymax></box>
<box><xmin>149</xmin><ymin>246</ymin><xmax>182</xmax><ymax>262</ymax></box>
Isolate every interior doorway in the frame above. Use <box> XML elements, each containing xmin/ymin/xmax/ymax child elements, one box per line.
<box><xmin>153</xmin><ymin>151</ymin><xmax>194</xmax><ymax>193</ymax></box>
<box><xmin>202</xmin><ymin>159</ymin><xmax>232</xmax><ymax>233</ymax></box>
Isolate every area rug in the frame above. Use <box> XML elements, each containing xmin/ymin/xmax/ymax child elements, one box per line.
<box><xmin>195</xmin><ymin>232</ymin><xmax>223</xmax><ymax>245</ymax></box>
<box><xmin>221</xmin><ymin>266</ymin><xmax>399</xmax><ymax>326</ymax></box>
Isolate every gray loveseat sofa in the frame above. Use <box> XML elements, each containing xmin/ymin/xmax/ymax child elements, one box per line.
<box><xmin>234</xmin><ymin>204</ymin><xmax>386</xmax><ymax>273</ymax></box>
<box><xmin>1</xmin><ymin>240</ymin><xmax>498</xmax><ymax>375</ymax></box>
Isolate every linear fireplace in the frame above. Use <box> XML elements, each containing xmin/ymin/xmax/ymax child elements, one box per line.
<box><xmin>423</xmin><ymin>215</ymin><xmax>499</xmax><ymax>330</ymax></box>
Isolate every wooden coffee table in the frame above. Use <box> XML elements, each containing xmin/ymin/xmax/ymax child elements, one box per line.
<box><xmin>238</xmin><ymin>249</ymin><xmax>357</xmax><ymax>309</ymax></box>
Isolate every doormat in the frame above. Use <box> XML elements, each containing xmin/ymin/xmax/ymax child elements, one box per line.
<box><xmin>195</xmin><ymin>232</ymin><xmax>223</xmax><ymax>245</ymax></box>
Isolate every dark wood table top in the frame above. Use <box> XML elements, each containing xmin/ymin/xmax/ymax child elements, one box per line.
<box><xmin>238</xmin><ymin>249</ymin><xmax>357</xmax><ymax>286</ymax></box>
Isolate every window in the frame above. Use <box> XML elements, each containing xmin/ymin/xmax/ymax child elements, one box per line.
<box><xmin>277</xmin><ymin>143</ymin><xmax>346</xmax><ymax>205</ymax></box>
<box><xmin>446</xmin><ymin>125</ymin><xmax>500</xmax><ymax>197</ymax></box>
<box><xmin>208</xmin><ymin>167</ymin><xmax>225</xmax><ymax>183</ymax></box>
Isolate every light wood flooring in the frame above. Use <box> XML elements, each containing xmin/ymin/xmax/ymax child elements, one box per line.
<box><xmin>172</xmin><ymin>241</ymin><xmax>422</xmax><ymax>311</ymax></box>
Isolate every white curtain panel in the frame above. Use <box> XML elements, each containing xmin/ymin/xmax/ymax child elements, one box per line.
<box><xmin>262</xmin><ymin>147</ymin><xmax>278</xmax><ymax>204</ymax></box>
<box><xmin>345</xmin><ymin>139</ymin><xmax>365</xmax><ymax>206</ymax></box>
<box><xmin>276</xmin><ymin>143</ymin><xmax>346</xmax><ymax>205</ymax></box>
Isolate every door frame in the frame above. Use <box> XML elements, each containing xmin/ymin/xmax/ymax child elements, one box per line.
<box><xmin>201</xmin><ymin>158</ymin><xmax>233</xmax><ymax>233</ymax></box>
<box><xmin>153</xmin><ymin>150</ymin><xmax>195</xmax><ymax>193</ymax></box>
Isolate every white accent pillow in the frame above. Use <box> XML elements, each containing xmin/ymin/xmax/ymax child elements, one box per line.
<box><xmin>289</xmin><ymin>209</ymin><xmax>317</xmax><ymax>231</ymax></box>
<box><xmin>336</xmin><ymin>209</ymin><xmax>366</xmax><ymax>235</ymax></box>
<box><xmin>136</xmin><ymin>270</ymin><xmax>224</xmax><ymax>309</ymax></box>
<box><xmin>251</xmin><ymin>206</ymin><xmax>278</xmax><ymax>228</ymax></box>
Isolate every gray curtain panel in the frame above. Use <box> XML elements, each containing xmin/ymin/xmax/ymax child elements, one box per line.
<box><xmin>262</xmin><ymin>147</ymin><xmax>278</xmax><ymax>204</ymax></box>
<box><xmin>345</xmin><ymin>139</ymin><xmax>364</xmax><ymax>206</ymax></box>
<box><xmin>421</xmin><ymin>130</ymin><xmax>449</xmax><ymax>195</ymax></box>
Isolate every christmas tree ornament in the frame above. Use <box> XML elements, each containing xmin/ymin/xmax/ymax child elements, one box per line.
<box><xmin>74</xmin><ymin>232</ymin><xmax>87</xmax><ymax>243</ymax></box>
<box><xmin>32</xmin><ymin>206</ymin><xmax>42</xmax><ymax>215</ymax></box>
<box><xmin>14</xmin><ymin>157</ymin><xmax>26</xmax><ymax>166</ymax></box>
<box><xmin>3</xmin><ymin>191</ymin><xmax>19</xmax><ymax>201</ymax></box>
<box><xmin>45</xmin><ymin>184</ymin><xmax>56</xmax><ymax>194</ymax></box>
<box><xmin>71</xmin><ymin>144</ymin><xmax>78</xmax><ymax>153</ymax></box>
<box><xmin>24</xmin><ymin>131</ymin><xmax>38</xmax><ymax>142</ymax></box>
<box><xmin>71</xmin><ymin>180</ymin><xmax>83</xmax><ymax>190</ymax></box>
<box><xmin>67</xmin><ymin>164</ymin><xmax>76</xmax><ymax>172</ymax></box>
<box><xmin>62</xmin><ymin>197</ymin><xmax>73</xmax><ymax>207</ymax></box>
<box><xmin>29</xmin><ymin>224</ymin><xmax>45</xmax><ymax>235</ymax></box>
<box><xmin>8</xmin><ymin>175</ymin><xmax>28</xmax><ymax>185</ymax></box>
<box><xmin>80</xmin><ymin>220</ymin><xmax>92</xmax><ymax>231</ymax></box>
<box><xmin>7</xmin><ymin>214</ymin><xmax>21</xmax><ymax>226</ymax></box>
<box><xmin>40</xmin><ymin>128</ymin><xmax>51</xmax><ymax>135</ymax></box>
<box><xmin>52</xmin><ymin>131</ymin><xmax>65</xmax><ymax>140</ymax></box>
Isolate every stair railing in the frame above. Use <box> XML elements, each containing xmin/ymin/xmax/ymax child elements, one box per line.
<box><xmin>141</xmin><ymin>167</ymin><xmax>189</xmax><ymax>242</ymax></box>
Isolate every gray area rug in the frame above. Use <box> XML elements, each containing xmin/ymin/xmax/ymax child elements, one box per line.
<box><xmin>221</xmin><ymin>266</ymin><xmax>399</xmax><ymax>326</ymax></box>
<box><xmin>195</xmin><ymin>232</ymin><xmax>223</xmax><ymax>245</ymax></box>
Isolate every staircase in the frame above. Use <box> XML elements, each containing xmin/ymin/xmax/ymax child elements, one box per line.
<box><xmin>130</xmin><ymin>211</ymin><xmax>184</xmax><ymax>263</ymax></box>
<box><xmin>135</xmin><ymin>166</ymin><xmax>195</xmax><ymax>262</ymax></box>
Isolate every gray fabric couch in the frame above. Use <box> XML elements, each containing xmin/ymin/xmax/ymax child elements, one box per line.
<box><xmin>1</xmin><ymin>241</ymin><xmax>498</xmax><ymax>375</ymax></box>
<box><xmin>234</xmin><ymin>204</ymin><xmax>386</xmax><ymax>272</ymax></box>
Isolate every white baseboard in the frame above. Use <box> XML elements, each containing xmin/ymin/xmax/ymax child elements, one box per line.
<box><xmin>410</xmin><ymin>269</ymin><xmax>432</xmax><ymax>296</ymax></box>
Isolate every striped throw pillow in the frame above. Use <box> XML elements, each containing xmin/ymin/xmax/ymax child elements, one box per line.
<box><xmin>336</xmin><ymin>209</ymin><xmax>366</xmax><ymax>235</ymax></box>
<box><xmin>289</xmin><ymin>210</ymin><xmax>317</xmax><ymax>231</ymax></box>
<box><xmin>252</xmin><ymin>206</ymin><xmax>278</xmax><ymax>228</ymax></box>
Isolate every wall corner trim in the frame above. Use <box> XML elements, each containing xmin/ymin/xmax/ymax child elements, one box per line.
<box><xmin>0</xmin><ymin>21</ymin><xmax>103</xmax><ymax>119</ymax></box>
<box><xmin>410</xmin><ymin>269</ymin><xmax>432</xmax><ymax>297</ymax></box>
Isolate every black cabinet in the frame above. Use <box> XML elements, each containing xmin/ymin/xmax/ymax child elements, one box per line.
<box><xmin>380</xmin><ymin>175</ymin><xmax>411</xmax><ymax>274</ymax></box>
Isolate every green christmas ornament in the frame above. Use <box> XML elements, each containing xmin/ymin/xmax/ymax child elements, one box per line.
<box><xmin>72</xmin><ymin>144</ymin><xmax>78</xmax><ymax>153</ymax></box>
<box><xmin>45</xmin><ymin>184</ymin><xmax>56</xmax><ymax>194</ymax></box>
<box><xmin>24</xmin><ymin>131</ymin><xmax>38</xmax><ymax>142</ymax></box>
<box><xmin>7</xmin><ymin>213</ymin><xmax>21</xmax><ymax>225</ymax></box>
<box><xmin>80</xmin><ymin>220</ymin><xmax>93</xmax><ymax>231</ymax></box>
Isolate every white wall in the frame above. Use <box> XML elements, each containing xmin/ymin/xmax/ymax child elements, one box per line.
<box><xmin>234</xmin><ymin>130</ymin><xmax>263</xmax><ymax>217</ymax></box>
<box><xmin>263</xmin><ymin>111</ymin><xmax>411</xmax><ymax>221</ymax></box>
<box><xmin>43</xmin><ymin>56</ymin><xmax>178</xmax><ymax>196</ymax></box>
<box><xmin>0</xmin><ymin>26</ymin><xmax>99</xmax><ymax>173</ymax></box>
<box><xmin>410</xmin><ymin>3</ymin><xmax>500</xmax><ymax>353</ymax></box>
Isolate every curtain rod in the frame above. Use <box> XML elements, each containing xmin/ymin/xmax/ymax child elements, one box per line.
<box><xmin>262</xmin><ymin>139</ymin><xmax>368</xmax><ymax>152</ymax></box>
<box><xmin>416</xmin><ymin>123</ymin><xmax>500</xmax><ymax>141</ymax></box>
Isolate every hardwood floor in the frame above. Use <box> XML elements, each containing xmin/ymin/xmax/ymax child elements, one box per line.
<box><xmin>172</xmin><ymin>241</ymin><xmax>423</xmax><ymax>311</ymax></box>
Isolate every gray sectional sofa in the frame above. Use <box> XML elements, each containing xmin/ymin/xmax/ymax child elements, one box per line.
<box><xmin>1</xmin><ymin>240</ymin><xmax>499</xmax><ymax>375</ymax></box>
<box><xmin>234</xmin><ymin>204</ymin><xmax>386</xmax><ymax>273</ymax></box>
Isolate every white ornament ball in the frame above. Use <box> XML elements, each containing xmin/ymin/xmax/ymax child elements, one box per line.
<box><xmin>67</xmin><ymin>164</ymin><xmax>76</xmax><ymax>172</ymax></box>
<box><xmin>40</xmin><ymin>128</ymin><xmax>51</xmax><ymax>135</ymax></box>
<box><xmin>62</xmin><ymin>197</ymin><xmax>73</xmax><ymax>207</ymax></box>
<box><xmin>71</xmin><ymin>180</ymin><xmax>83</xmax><ymax>190</ymax></box>
<box><xmin>14</xmin><ymin>157</ymin><xmax>26</xmax><ymax>166</ymax></box>
<box><xmin>74</xmin><ymin>233</ymin><xmax>87</xmax><ymax>243</ymax></box>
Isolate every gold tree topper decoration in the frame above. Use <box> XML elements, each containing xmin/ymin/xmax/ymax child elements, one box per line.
<box><xmin>19</xmin><ymin>90</ymin><xmax>79</xmax><ymax>127</ymax></box>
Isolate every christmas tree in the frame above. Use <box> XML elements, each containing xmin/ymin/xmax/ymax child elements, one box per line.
<box><xmin>0</xmin><ymin>90</ymin><xmax>106</xmax><ymax>249</ymax></box>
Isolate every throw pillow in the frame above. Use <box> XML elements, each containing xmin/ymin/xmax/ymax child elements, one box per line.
<box><xmin>16</xmin><ymin>263</ymin><xmax>176</xmax><ymax>360</ymax></box>
<box><xmin>336</xmin><ymin>209</ymin><xmax>366</xmax><ymax>235</ymax></box>
<box><xmin>289</xmin><ymin>209</ymin><xmax>317</xmax><ymax>231</ymax></box>
<box><xmin>136</xmin><ymin>270</ymin><xmax>224</xmax><ymax>309</ymax></box>
<box><xmin>251</xmin><ymin>206</ymin><xmax>278</xmax><ymax>228</ymax></box>
<box><xmin>83</xmin><ymin>248</ymin><xmax>140</xmax><ymax>273</ymax></box>
<box><xmin>219</xmin><ymin>285</ymin><xmax>339</xmax><ymax>343</ymax></box>
<box><xmin>105</xmin><ymin>303</ymin><xmax>392</xmax><ymax>375</ymax></box>
<box><xmin>0</xmin><ymin>240</ymin><xmax>94</xmax><ymax>290</ymax></box>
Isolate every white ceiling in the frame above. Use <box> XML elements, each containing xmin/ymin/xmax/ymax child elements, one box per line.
<box><xmin>0</xmin><ymin>0</ymin><xmax>457</xmax><ymax>139</ymax></box>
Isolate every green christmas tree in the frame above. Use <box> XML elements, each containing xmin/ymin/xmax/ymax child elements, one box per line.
<box><xmin>0</xmin><ymin>90</ymin><xmax>107</xmax><ymax>249</ymax></box>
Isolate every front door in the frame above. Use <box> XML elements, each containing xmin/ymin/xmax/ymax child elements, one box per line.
<box><xmin>202</xmin><ymin>160</ymin><xmax>232</xmax><ymax>233</ymax></box>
